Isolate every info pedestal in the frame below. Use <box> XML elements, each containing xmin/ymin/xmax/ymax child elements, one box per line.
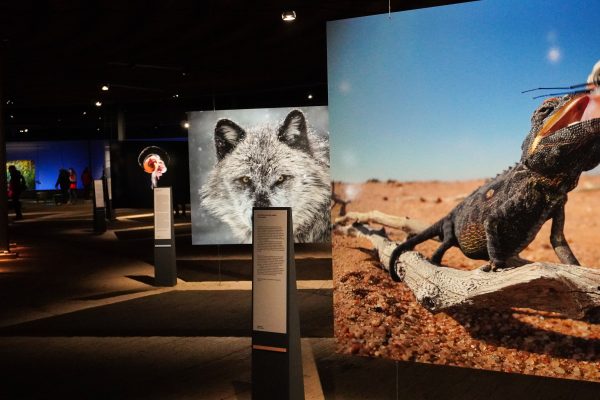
<box><xmin>251</xmin><ymin>207</ymin><xmax>304</xmax><ymax>400</ymax></box>
<box><xmin>153</xmin><ymin>187</ymin><xmax>177</xmax><ymax>286</ymax></box>
<box><xmin>103</xmin><ymin>175</ymin><xmax>115</xmax><ymax>221</ymax></box>
<box><xmin>93</xmin><ymin>179</ymin><xmax>107</xmax><ymax>233</ymax></box>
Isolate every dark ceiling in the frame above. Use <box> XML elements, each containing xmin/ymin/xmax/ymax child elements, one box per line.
<box><xmin>0</xmin><ymin>0</ymin><xmax>467</xmax><ymax>140</ymax></box>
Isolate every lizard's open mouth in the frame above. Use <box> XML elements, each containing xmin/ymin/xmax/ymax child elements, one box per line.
<box><xmin>539</xmin><ymin>93</ymin><xmax>600</xmax><ymax>137</ymax></box>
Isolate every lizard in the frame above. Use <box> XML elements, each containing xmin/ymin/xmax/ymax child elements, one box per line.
<box><xmin>388</xmin><ymin>91</ymin><xmax>600</xmax><ymax>279</ymax></box>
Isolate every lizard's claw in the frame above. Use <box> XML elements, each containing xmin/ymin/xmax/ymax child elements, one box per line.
<box><xmin>479</xmin><ymin>263</ymin><xmax>493</xmax><ymax>272</ymax></box>
<box><xmin>480</xmin><ymin>261</ymin><xmax>509</xmax><ymax>272</ymax></box>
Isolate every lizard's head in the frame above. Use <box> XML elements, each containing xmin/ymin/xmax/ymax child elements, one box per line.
<box><xmin>521</xmin><ymin>92</ymin><xmax>600</xmax><ymax>174</ymax></box>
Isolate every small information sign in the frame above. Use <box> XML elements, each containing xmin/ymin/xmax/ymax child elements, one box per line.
<box><xmin>94</xmin><ymin>180</ymin><xmax>105</xmax><ymax>208</ymax></box>
<box><xmin>252</xmin><ymin>209</ymin><xmax>288</xmax><ymax>334</ymax></box>
<box><xmin>154</xmin><ymin>187</ymin><xmax>172</xmax><ymax>240</ymax></box>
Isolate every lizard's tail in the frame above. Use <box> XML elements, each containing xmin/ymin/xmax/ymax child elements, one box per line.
<box><xmin>388</xmin><ymin>218</ymin><xmax>445</xmax><ymax>281</ymax></box>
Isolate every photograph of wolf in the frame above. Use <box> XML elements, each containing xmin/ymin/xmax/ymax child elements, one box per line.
<box><xmin>328</xmin><ymin>0</ymin><xmax>600</xmax><ymax>383</ymax></box>
<box><xmin>188</xmin><ymin>106</ymin><xmax>330</xmax><ymax>245</ymax></box>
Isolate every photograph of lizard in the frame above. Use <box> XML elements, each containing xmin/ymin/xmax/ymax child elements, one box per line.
<box><xmin>328</xmin><ymin>0</ymin><xmax>600</xmax><ymax>381</ymax></box>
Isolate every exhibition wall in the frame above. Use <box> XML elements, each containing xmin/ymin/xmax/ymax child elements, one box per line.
<box><xmin>110</xmin><ymin>139</ymin><xmax>190</xmax><ymax>208</ymax></box>
<box><xmin>6</xmin><ymin>140</ymin><xmax>105</xmax><ymax>190</ymax></box>
<box><xmin>188</xmin><ymin>107</ymin><xmax>330</xmax><ymax>245</ymax></box>
<box><xmin>328</xmin><ymin>0</ymin><xmax>600</xmax><ymax>382</ymax></box>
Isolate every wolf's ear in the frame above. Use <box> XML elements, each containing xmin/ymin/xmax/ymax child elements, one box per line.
<box><xmin>214</xmin><ymin>119</ymin><xmax>246</xmax><ymax>160</ymax></box>
<box><xmin>278</xmin><ymin>110</ymin><xmax>311</xmax><ymax>153</ymax></box>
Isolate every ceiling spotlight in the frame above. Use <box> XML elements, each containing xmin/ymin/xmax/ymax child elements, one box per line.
<box><xmin>101</xmin><ymin>85</ymin><xmax>109</xmax><ymax>91</ymax></box>
<box><xmin>307</xmin><ymin>94</ymin><xmax>313</xmax><ymax>99</ymax></box>
<box><xmin>82</xmin><ymin>111</ymin><xmax>87</xmax><ymax>116</ymax></box>
<box><xmin>183</xmin><ymin>122</ymin><xmax>190</xmax><ymax>129</ymax></box>
<box><xmin>9</xmin><ymin>115</ymin><xmax>14</xmax><ymax>119</ymax></box>
<box><xmin>95</xmin><ymin>101</ymin><xmax>102</xmax><ymax>107</ymax></box>
<box><xmin>282</xmin><ymin>11</ymin><xmax>296</xmax><ymax>21</ymax></box>
<box><xmin>24</xmin><ymin>128</ymin><xmax>28</xmax><ymax>133</ymax></box>
<box><xmin>173</xmin><ymin>94</ymin><xmax>179</xmax><ymax>98</ymax></box>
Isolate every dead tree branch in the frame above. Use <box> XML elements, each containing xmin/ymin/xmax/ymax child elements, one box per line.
<box><xmin>337</xmin><ymin>222</ymin><xmax>600</xmax><ymax>319</ymax></box>
<box><xmin>335</xmin><ymin>210</ymin><xmax>431</xmax><ymax>238</ymax></box>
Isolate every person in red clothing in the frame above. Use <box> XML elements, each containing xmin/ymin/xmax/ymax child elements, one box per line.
<box><xmin>68</xmin><ymin>167</ymin><xmax>77</xmax><ymax>204</ymax></box>
<box><xmin>81</xmin><ymin>167</ymin><xmax>92</xmax><ymax>199</ymax></box>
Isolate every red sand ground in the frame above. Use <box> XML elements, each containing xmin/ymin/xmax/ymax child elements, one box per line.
<box><xmin>332</xmin><ymin>175</ymin><xmax>600</xmax><ymax>382</ymax></box>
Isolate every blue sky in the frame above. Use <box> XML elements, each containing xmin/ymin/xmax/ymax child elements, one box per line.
<box><xmin>327</xmin><ymin>0</ymin><xmax>600</xmax><ymax>182</ymax></box>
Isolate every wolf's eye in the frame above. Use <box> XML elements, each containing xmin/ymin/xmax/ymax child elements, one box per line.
<box><xmin>239</xmin><ymin>176</ymin><xmax>251</xmax><ymax>185</ymax></box>
<box><xmin>275</xmin><ymin>175</ymin><xmax>289</xmax><ymax>185</ymax></box>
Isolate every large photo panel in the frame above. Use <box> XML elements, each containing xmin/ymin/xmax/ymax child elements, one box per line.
<box><xmin>188</xmin><ymin>106</ymin><xmax>330</xmax><ymax>245</ymax></box>
<box><xmin>328</xmin><ymin>0</ymin><xmax>600</xmax><ymax>382</ymax></box>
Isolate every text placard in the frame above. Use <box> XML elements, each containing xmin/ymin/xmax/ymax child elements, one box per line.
<box><xmin>94</xmin><ymin>180</ymin><xmax>105</xmax><ymax>208</ymax></box>
<box><xmin>252</xmin><ymin>209</ymin><xmax>288</xmax><ymax>334</ymax></box>
<box><xmin>154</xmin><ymin>187</ymin><xmax>172</xmax><ymax>240</ymax></box>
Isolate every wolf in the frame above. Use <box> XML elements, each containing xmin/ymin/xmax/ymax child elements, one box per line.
<box><xmin>200</xmin><ymin>109</ymin><xmax>331</xmax><ymax>243</ymax></box>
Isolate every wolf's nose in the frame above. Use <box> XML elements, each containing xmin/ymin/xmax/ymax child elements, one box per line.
<box><xmin>254</xmin><ymin>192</ymin><xmax>271</xmax><ymax>208</ymax></box>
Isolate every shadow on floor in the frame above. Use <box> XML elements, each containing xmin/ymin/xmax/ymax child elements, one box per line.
<box><xmin>0</xmin><ymin>290</ymin><xmax>333</xmax><ymax>338</ymax></box>
<box><xmin>75</xmin><ymin>288</ymin><xmax>155</xmax><ymax>300</ymax></box>
<box><xmin>126</xmin><ymin>275</ymin><xmax>158</xmax><ymax>286</ymax></box>
<box><xmin>177</xmin><ymin>258</ymin><xmax>332</xmax><ymax>282</ymax></box>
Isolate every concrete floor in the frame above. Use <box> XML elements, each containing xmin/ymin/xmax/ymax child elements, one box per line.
<box><xmin>1</xmin><ymin>201</ymin><xmax>599</xmax><ymax>399</ymax></box>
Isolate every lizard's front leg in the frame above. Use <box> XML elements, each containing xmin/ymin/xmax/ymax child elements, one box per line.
<box><xmin>430</xmin><ymin>218</ymin><xmax>456</xmax><ymax>265</ymax></box>
<box><xmin>550</xmin><ymin>203</ymin><xmax>580</xmax><ymax>265</ymax></box>
<box><xmin>483</xmin><ymin>216</ymin><xmax>509</xmax><ymax>272</ymax></box>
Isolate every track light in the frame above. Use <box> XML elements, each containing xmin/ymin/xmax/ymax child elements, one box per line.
<box><xmin>282</xmin><ymin>11</ymin><xmax>296</xmax><ymax>21</ymax></box>
<box><xmin>101</xmin><ymin>85</ymin><xmax>109</xmax><ymax>91</ymax></box>
<box><xmin>95</xmin><ymin>101</ymin><xmax>102</xmax><ymax>107</ymax></box>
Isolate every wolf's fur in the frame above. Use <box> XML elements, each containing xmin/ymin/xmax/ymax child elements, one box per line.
<box><xmin>200</xmin><ymin>110</ymin><xmax>331</xmax><ymax>243</ymax></box>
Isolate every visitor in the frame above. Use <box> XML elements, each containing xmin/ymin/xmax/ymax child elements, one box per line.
<box><xmin>55</xmin><ymin>169</ymin><xmax>70</xmax><ymax>204</ymax></box>
<box><xmin>7</xmin><ymin>165</ymin><xmax>26</xmax><ymax>220</ymax></box>
<box><xmin>81</xmin><ymin>167</ymin><xmax>92</xmax><ymax>199</ymax></box>
<box><xmin>68</xmin><ymin>167</ymin><xmax>77</xmax><ymax>204</ymax></box>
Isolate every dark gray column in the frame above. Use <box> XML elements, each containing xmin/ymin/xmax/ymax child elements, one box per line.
<box><xmin>0</xmin><ymin>45</ymin><xmax>9</xmax><ymax>251</ymax></box>
<box><xmin>117</xmin><ymin>109</ymin><xmax>126</xmax><ymax>141</ymax></box>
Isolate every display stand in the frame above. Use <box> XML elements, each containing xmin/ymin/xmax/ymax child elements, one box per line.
<box><xmin>102</xmin><ymin>175</ymin><xmax>115</xmax><ymax>221</ymax></box>
<box><xmin>251</xmin><ymin>207</ymin><xmax>304</xmax><ymax>400</ymax></box>
<box><xmin>153</xmin><ymin>187</ymin><xmax>177</xmax><ymax>286</ymax></box>
<box><xmin>93</xmin><ymin>179</ymin><xmax>107</xmax><ymax>233</ymax></box>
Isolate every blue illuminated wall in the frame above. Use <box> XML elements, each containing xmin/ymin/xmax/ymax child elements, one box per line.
<box><xmin>6</xmin><ymin>140</ymin><xmax>105</xmax><ymax>190</ymax></box>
